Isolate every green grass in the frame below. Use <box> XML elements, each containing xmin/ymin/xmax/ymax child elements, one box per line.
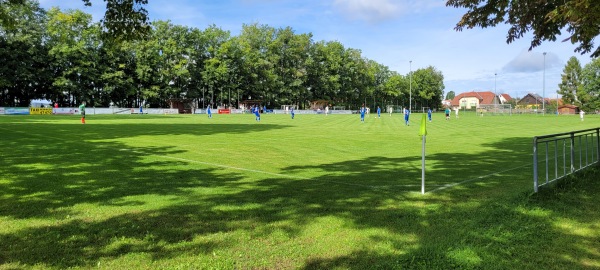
<box><xmin>0</xmin><ymin>112</ymin><xmax>599</xmax><ymax>269</ymax></box>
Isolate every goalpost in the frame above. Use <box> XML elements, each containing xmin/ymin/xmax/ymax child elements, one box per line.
<box><xmin>281</xmin><ymin>105</ymin><xmax>297</xmax><ymax>113</ymax></box>
<box><xmin>387</xmin><ymin>105</ymin><xmax>402</xmax><ymax>114</ymax></box>
<box><xmin>421</xmin><ymin>107</ymin><xmax>431</xmax><ymax>113</ymax></box>
<box><xmin>478</xmin><ymin>104</ymin><xmax>512</xmax><ymax>116</ymax></box>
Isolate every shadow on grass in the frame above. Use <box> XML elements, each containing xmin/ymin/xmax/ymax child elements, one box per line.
<box><xmin>0</xmin><ymin>120</ymin><xmax>598</xmax><ymax>268</ymax></box>
<box><xmin>0</xmin><ymin>121</ymin><xmax>289</xmax><ymax>219</ymax></box>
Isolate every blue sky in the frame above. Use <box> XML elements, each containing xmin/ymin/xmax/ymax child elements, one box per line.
<box><xmin>38</xmin><ymin>0</ymin><xmax>595</xmax><ymax>99</ymax></box>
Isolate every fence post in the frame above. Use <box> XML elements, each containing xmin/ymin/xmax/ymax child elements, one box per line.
<box><xmin>579</xmin><ymin>136</ymin><xmax>583</xmax><ymax>169</ymax></box>
<box><xmin>597</xmin><ymin>128</ymin><xmax>600</xmax><ymax>167</ymax></box>
<box><xmin>571</xmin><ymin>133</ymin><xmax>575</xmax><ymax>173</ymax></box>
<box><xmin>585</xmin><ymin>134</ymin><xmax>589</xmax><ymax>166</ymax></box>
<box><xmin>563</xmin><ymin>139</ymin><xmax>567</xmax><ymax>176</ymax></box>
<box><xmin>546</xmin><ymin>141</ymin><xmax>550</xmax><ymax>184</ymax></box>
<box><xmin>533</xmin><ymin>137</ymin><xmax>539</xmax><ymax>193</ymax></box>
<box><xmin>555</xmin><ymin>140</ymin><xmax>558</xmax><ymax>179</ymax></box>
<box><xmin>545</xmin><ymin>142</ymin><xmax>549</xmax><ymax>184</ymax></box>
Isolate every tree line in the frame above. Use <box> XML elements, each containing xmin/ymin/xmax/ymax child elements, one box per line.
<box><xmin>558</xmin><ymin>57</ymin><xmax>600</xmax><ymax>112</ymax></box>
<box><xmin>0</xmin><ymin>1</ymin><xmax>445</xmax><ymax>110</ymax></box>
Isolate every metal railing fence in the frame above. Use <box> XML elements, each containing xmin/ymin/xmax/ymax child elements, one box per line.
<box><xmin>533</xmin><ymin>128</ymin><xmax>600</xmax><ymax>192</ymax></box>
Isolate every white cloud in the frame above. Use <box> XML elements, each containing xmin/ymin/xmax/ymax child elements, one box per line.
<box><xmin>333</xmin><ymin>0</ymin><xmax>400</xmax><ymax>22</ymax></box>
<box><xmin>502</xmin><ymin>50</ymin><xmax>561</xmax><ymax>73</ymax></box>
<box><xmin>332</xmin><ymin>0</ymin><xmax>445</xmax><ymax>22</ymax></box>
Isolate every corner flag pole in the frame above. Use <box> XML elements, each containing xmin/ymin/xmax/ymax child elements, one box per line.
<box><xmin>419</xmin><ymin>114</ymin><xmax>427</xmax><ymax>194</ymax></box>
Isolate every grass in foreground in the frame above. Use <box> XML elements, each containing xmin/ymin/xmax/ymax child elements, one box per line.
<box><xmin>0</xmin><ymin>113</ymin><xmax>598</xmax><ymax>269</ymax></box>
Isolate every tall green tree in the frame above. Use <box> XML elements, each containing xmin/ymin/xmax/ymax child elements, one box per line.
<box><xmin>0</xmin><ymin>0</ymin><xmax>51</xmax><ymax>106</ymax></box>
<box><xmin>2</xmin><ymin>0</ymin><xmax>150</xmax><ymax>41</ymax></box>
<box><xmin>46</xmin><ymin>7</ymin><xmax>101</xmax><ymax>106</ymax></box>
<box><xmin>305</xmin><ymin>41</ymin><xmax>332</xmax><ymax>105</ymax></box>
<box><xmin>150</xmin><ymin>20</ymin><xmax>195</xmax><ymax>106</ymax></box>
<box><xmin>557</xmin><ymin>57</ymin><xmax>582</xmax><ymax>105</ymax></box>
<box><xmin>446</xmin><ymin>0</ymin><xmax>600</xmax><ymax>57</ymax></box>
<box><xmin>268</xmin><ymin>26</ymin><xmax>312</xmax><ymax>107</ymax></box>
<box><xmin>97</xmin><ymin>40</ymin><xmax>139</xmax><ymax>107</ymax></box>
<box><xmin>215</xmin><ymin>36</ymin><xmax>244</xmax><ymax>108</ymax></box>
<box><xmin>199</xmin><ymin>24</ymin><xmax>232</xmax><ymax>106</ymax></box>
<box><xmin>90</xmin><ymin>0</ymin><xmax>150</xmax><ymax>42</ymax></box>
<box><xmin>382</xmin><ymin>72</ymin><xmax>407</xmax><ymax>106</ymax></box>
<box><xmin>368</xmin><ymin>60</ymin><xmax>392</xmax><ymax>107</ymax></box>
<box><xmin>306</xmin><ymin>41</ymin><xmax>346</xmax><ymax>105</ymax></box>
<box><xmin>445</xmin><ymin>91</ymin><xmax>455</xmax><ymax>100</ymax></box>
<box><xmin>131</xmin><ymin>24</ymin><xmax>162</xmax><ymax>107</ymax></box>
<box><xmin>237</xmin><ymin>23</ymin><xmax>277</xmax><ymax>105</ymax></box>
<box><xmin>341</xmin><ymin>48</ymin><xmax>369</xmax><ymax>108</ymax></box>
<box><xmin>0</xmin><ymin>0</ymin><xmax>26</xmax><ymax>30</ymax></box>
<box><xmin>411</xmin><ymin>66</ymin><xmax>445</xmax><ymax>109</ymax></box>
<box><xmin>578</xmin><ymin>57</ymin><xmax>600</xmax><ymax>111</ymax></box>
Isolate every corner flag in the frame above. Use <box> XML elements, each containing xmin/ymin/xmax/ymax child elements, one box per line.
<box><xmin>419</xmin><ymin>114</ymin><xmax>427</xmax><ymax>136</ymax></box>
<box><xmin>420</xmin><ymin>114</ymin><xmax>427</xmax><ymax>194</ymax></box>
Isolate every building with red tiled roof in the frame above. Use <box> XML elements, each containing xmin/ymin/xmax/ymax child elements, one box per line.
<box><xmin>500</xmin><ymin>94</ymin><xmax>512</xmax><ymax>104</ymax></box>
<box><xmin>451</xmin><ymin>91</ymin><xmax>501</xmax><ymax>109</ymax></box>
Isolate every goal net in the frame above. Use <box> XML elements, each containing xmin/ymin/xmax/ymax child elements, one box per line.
<box><xmin>281</xmin><ymin>105</ymin><xmax>297</xmax><ymax>112</ymax></box>
<box><xmin>478</xmin><ymin>104</ymin><xmax>512</xmax><ymax>116</ymax></box>
<box><xmin>421</xmin><ymin>107</ymin><xmax>431</xmax><ymax>113</ymax></box>
<box><xmin>386</xmin><ymin>105</ymin><xmax>403</xmax><ymax>113</ymax></box>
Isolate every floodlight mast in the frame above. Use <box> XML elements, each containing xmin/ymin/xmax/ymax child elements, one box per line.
<box><xmin>409</xmin><ymin>60</ymin><xmax>412</xmax><ymax>112</ymax></box>
<box><xmin>494</xmin><ymin>73</ymin><xmax>497</xmax><ymax>112</ymax></box>
<box><xmin>543</xmin><ymin>52</ymin><xmax>546</xmax><ymax>116</ymax></box>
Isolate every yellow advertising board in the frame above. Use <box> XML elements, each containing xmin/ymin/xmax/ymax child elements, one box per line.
<box><xmin>29</xmin><ymin>108</ymin><xmax>53</xmax><ymax>115</ymax></box>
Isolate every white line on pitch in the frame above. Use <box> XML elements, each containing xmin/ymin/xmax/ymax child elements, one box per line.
<box><xmin>428</xmin><ymin>163</ymin><xmax>532</xmax><ymax>193</ymax></box>
<box><xmin>128</xmin><ymin>149</ymin><xmax>398</xmax><ymax>189</ymax></box>
<box><xmin>3</xmin><ymin>125</ymin><xmax>531</xmax><ymax>193</ymax></box>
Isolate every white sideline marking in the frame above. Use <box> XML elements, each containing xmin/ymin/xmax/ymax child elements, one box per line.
<box><xmin>428</xmin><ymin>163</ymin><xmax>531</xmax><ymax>193</ymax></box>
<box><xmin>153</xmin><ymin>152</ymin><xmax>495</xmax><ymax>192</ymax></box>
<box><xmin>4</xmin><ymin>126</ymin><xmax>532</xmax><ymax>193</ymax></box>
<box><xmin>124</xmin><ymin>149</ymin><xmax>408</xmax><ymax>189</ymax></box>
<box><xmin>162</xmin><ymin>155</ymin><xmax>420</xmax><ymax>189</ymax></box>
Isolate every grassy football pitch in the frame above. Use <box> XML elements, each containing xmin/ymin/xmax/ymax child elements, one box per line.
<box><xmin>0</xmin><ymin>112</ymin><xmax>599</xmax><ymax>269</ymax></box>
